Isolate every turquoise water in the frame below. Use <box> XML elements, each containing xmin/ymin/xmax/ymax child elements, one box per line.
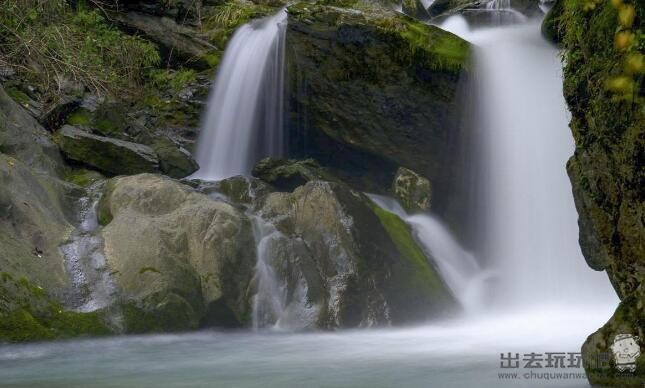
<box><xmin>0</xmin><ymin>307</ymin><xmax>612</xmax><ymax>387</ymax></box>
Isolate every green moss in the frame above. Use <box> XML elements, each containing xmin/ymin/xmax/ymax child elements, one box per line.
<box><xmin>67</xmin><ymin>108</ymin><xmax>92</xmax><ymax>126</ymax></box>
<box><xmin>149</xmin><ymin>68</ymin><xmax>198</xmax><ymax>92</ymax></box>
<box><xmin>0</xmin><ymin>276</ymin><xmax>112</xmax><ymax>343</ymax></box>
<box><xmin>0</xmin><ymin>309</ymin><xmax>54</xmax><ymax>342</ymax></box>
<box><xmin>138</xmin><ymin>266</ymin><xmax>161</xmax><ymax>275</ymax></box>
<box><xmin>119</xmin><ymin>302</ymin><xmax>164</xmax><ymax>334</ymax></box>
<box><xmin>97</xmin><ymin>179</ymin><xmax>116</xmax><ymax>226</ymax></box>
<box><xmin>203</xmin><ymin>52</ymin><xmax>222</xmax><ymax>68</ymax></box>
<box><xmin>5</xmin><ymin>87</ymin><xmax>30</xmax><ymax>105</ymax></box>
<box><xmin>395</xmin><ymin>17</ymin><xmax>470</xmax><ymax>72</ymax></box>
<box><xmin>64</xmin><ymin>168</ymin><xmax>104</xmax><ymax>187</ymax></box>
<box><xmin>372</xmin><ymin>207</ymin><xmax>446</xmax><ymax>294</ymax></box>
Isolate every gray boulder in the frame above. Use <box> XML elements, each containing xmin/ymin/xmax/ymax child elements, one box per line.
<box><xmin>98</xmin><ymin>174</ymin><xmax>257</xmax><ymax>331</ymax></box>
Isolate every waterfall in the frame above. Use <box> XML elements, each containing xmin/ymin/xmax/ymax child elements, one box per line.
<box><xmin>440</xmin><ymin>16</ymin><xmax>616</xmax><ymax>309</ymax></box>
<box><xmin>250</xmin><ymin>216</ymin><xmax>287</xmax><ymax>330</ymax></box>
<box><xmin>192</xmin><ymin>10</ymin><xmax>287</xmax><ymax>181</ymax></box>
<box><xmin>60</xmin><ymin>182</ymin><xmax>117</xmax><ymax>313</ymax></box>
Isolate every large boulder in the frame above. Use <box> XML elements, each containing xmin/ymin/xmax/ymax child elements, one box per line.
<box><xmin>54</xmin><ymin>125</ymin><xmax>160</xmax><ymax>176</ymax></box>
<box><xmin>285</xmin><ymin>3</ymin><xmax>470</xmax><ymax>208</ymax></box>
<box><xmin>98</xmin><ymin>174</ymin><xmax>257</xmax><ymax>331</ymax></box>
<box><xmin>255</xmin><ymin>180</ymin><xmax>456</xmax><ymax>329</ymax></box>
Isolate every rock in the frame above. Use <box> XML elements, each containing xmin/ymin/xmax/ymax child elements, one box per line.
<box><xmin>541</xmin><ymin>0</ymin><xmax>564</xmax><ymax>44</ymax></box>
<box><xmin>559</xmin><ymin>0</ymin><xmax>643</xmax><ymax>385</ymax></box>
<box><xmin>428</xmin><ymin>0</ymin><xmax>541</xmax><ymax>18</ymax></box>
<box><xmin>151</xmin><ymin>137</ymin><xmax>199</xmax><ymax>179</ymax></box>
<box><xmin>252</xmin><ymin>157</ymin><xmax>334</xmax><ymax>191</ymax></box>
<box><xmin>111</xmin><ymin>11</ymin><xmax>218</xmax><ymax>69</ymax></box>
<box><xmin>402</xmin><ymin>0</ymin><xmax>431</xmax><ymax>19</ymax></box>
<box><xmin>392</xmin><ymin>167</ymin><xmax>432</xmax><ymax>212</ymax></box>
<box><xmin>0</xmin><ymin>154</ymin><xmax>75</xmax><ymax>299</ymax></box>
<box><xmin>257</xmin><ymin>180</ymin><xmax>456</xmax><ymax>329</ymax></box>
<box><xmin>0</xmin><ymin>84</ymin><xmax>66</xmax><ymax>175</ymax></box>
<box><xmin>98</xmin><ymin>174</ymin><xmax>257</xmax><ymax>331</ymax></box>
<box><xmin>286</xmin><ymin>3</ymin><xmax>470</xmax><ymax>208</ymax></box>
<box><xmin>54</xmin><ymin>125</ymin><xmax>160</xmax><ymax>176</ymax></box>
<box><xmin>428</xmin><ymin>0</ymin><xmax>480</xmax><ymax>17</ymax></box>
<box><xmin>40</xmin><ymin>96</ymin><xmax>81</xmax><ymax>132</ymax></box>
<box><xmin>198</xmin><ymin>175</ymin><xmax>273</xmax><ymax>207</ymax></box>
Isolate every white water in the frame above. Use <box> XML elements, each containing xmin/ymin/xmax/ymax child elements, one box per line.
<box><xmin>444</xmin><ymin>18</ymin><xmax>616</xmax><ymax>308</ymax></box>
<box><xmin>192</xmin><ymin>10</ymin><xmax>287</xmax><ymax>180</ymax></box>
<box><xmin>59</xmin><ymin>182</ymin><xmax>117</xmax><ymax>313</ymax></box>
<box><xmin>250</xmin><ymin>216</ymin><xmax>287</xmax><ymax>330</ymax></box>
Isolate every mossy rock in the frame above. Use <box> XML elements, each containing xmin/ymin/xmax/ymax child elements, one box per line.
<box><xmin>0</xmin><ymin>274</ymin><xmax>112</xmax><ymax>343</ymax></box>
<box><xmin>54</xmin><ymin>125</ymin><xmax>160</xmax><ymax>176</ymax></box>
<box><xmin>151</xmin><ymin>137</ymin><xmax>199</xmax><ymax>179</ymax></box>
<box><xmin>252</xmin><ymin>157</ymin><xmax>336</xmax><ymax>191</ymax></box>
<box><xmin>286</xmin><ymin>2</ymin><xmax>470</xmax><ymax>207</ymax></box>
<box><xmin>541</xmin><ymin>0</ymin><xmax>564</xmax><ymax>44</ymax></box>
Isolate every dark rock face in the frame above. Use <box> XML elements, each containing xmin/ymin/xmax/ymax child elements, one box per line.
<box><xmin>559</xmin><ymin>0</ymin><xmax>643</xmax><ymax>385</ymax></box>
<box><xmin>541</xmin><ymin>0</ymin><xmax>564</xmax><ymax>44</ymax></box>
<box><xmin>285</xmin><ymin>3</ymin><xmax>470</xmax><ymax>206</ymax></box>
<box><xmin>54</xmin><ymin>125</ymin><xmax>160</xmax><ymax>176</ymax></box>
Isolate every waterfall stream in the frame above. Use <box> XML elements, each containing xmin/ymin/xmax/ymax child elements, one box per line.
<box><xmin>60</xmin><ymin>182</ymin><xmax>117</xmax><ymax>313</ymax></box>
<box><xmin>440</xmin><ymin>17</ymin><xmax>616</xmax><ymax>309</ymax></box>
<box><xmin>192</xmin><ymin>10</ymin><xmax>287</xmax><ymax>180</ymax></box>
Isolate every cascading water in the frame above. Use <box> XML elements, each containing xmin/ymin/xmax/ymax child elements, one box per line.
<box><xmin>60</xmin><ymin>182</ymin><xmax>117</xmax><ymax>313</ymax></box>
<box><xmin>368</xmin><ymin>194</ymin><xmax>490</xmax><ymax>312</ymax></box>
<box><xmin>250</xmin><ymin>216</ymin><xmax>287</xmax><ymax>330</ymax></box>
<box><xmin>440</xmin><ymin>17</ymin><xmax>616</xmax><ymax>309</ymax></box>
<box><xmin>192</xmin><ymin>10</ymin><xmax>287</xmax><ymax>180</ymax></box>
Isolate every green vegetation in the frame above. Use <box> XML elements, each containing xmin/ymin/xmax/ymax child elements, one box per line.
<box><xmin>0</xmin><ymin>1</ymin><xmax>160</xmax><ymax>98</ymax></box>
<box><xmin>203</xmin><ymin>1</ymin><xmax>281</xmax><ymax>49</ymax></box>
<box><xmin>150</xmin><ymin>68</ymin><xmax>198</xmax><ymax>92</ymax></box>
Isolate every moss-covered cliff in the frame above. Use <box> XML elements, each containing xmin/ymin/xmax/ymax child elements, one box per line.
<box><xmin>558</xmin><ymin>0</ymin><xmax>643</xmax><ymax>384</ymax></box>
